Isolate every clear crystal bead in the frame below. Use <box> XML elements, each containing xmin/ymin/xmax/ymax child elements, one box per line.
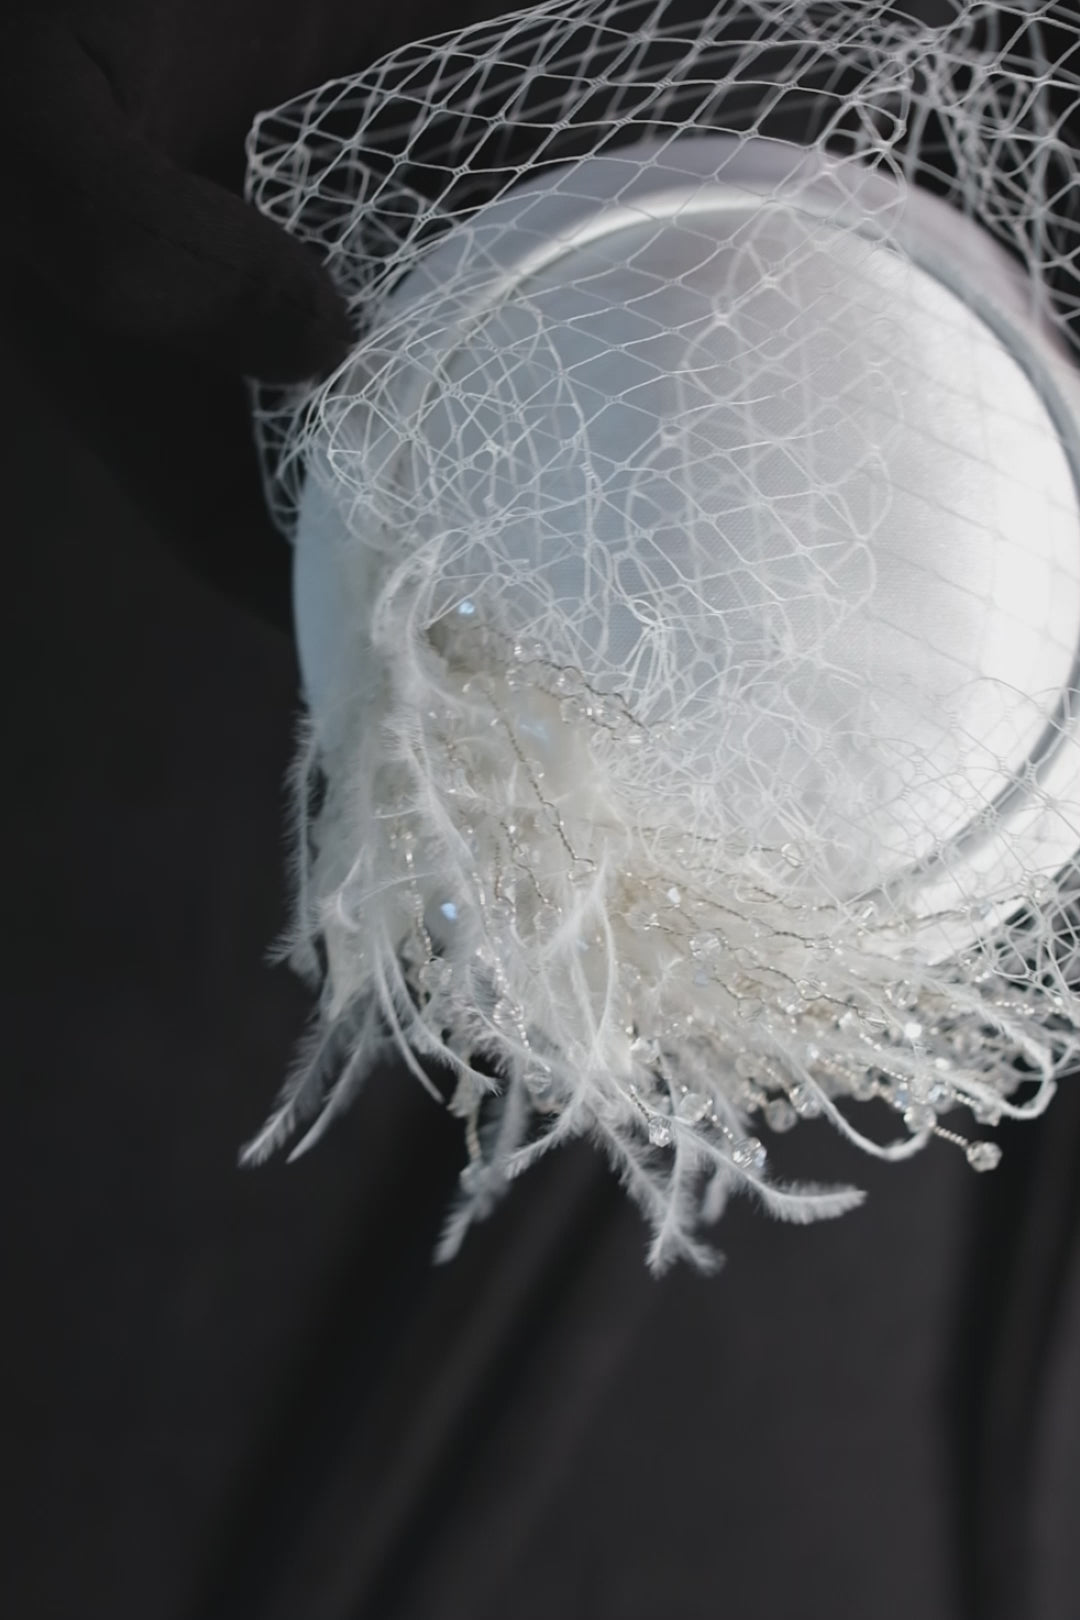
<box><xmin>789</xmin><ymin>1082</ymin><xmax>822</xmax><ymax>1118</ymax></box>
<box><xmin>648</xmin><ymin>1116</ymin><xmax>674</xmax><ymax>1148</ymax></box>
<box><xmin>973</xmin><ymin>1098</ymin><xmax>1002</xmax><ymax>1126</ymax></box>
<box><xmin>524</xmin><ymin>1061</ymin><xmax>553</xmax><ymax>1095</ymax></box>
<box><xmin>677</xmin><ymin>1091</ymin><xmax>710</xmax><ymax>1124</ymax></box>
<box><xmin>966</xmin><ymin>1140</ymin><xmax>1002</xmax><ymax>1172</ymax></box>
<box><xmin>764</xmin><ymin>1098</ymin><xmax>797</xmax><ymax>1133</ymax></box>
<box><xmin>903</xmin><ymin>1103</ymin><xmax>937</xmax><ymax>1133</ymax></box>
<box><xmin>849</xmin><ymin>1069</ymin><xmax>877</xmax><ymax>1101</ymax></box>
<box><xmin>732</xmin><ymin>1136</ymin><xmax>767</xmax><ymax>1172</ymax></box>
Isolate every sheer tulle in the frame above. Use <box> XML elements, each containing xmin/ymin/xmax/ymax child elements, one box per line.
<box><xmin>244</xmin><ymin>1</ymin><xmax>1080</xmax><ymax>1270</ymax></box>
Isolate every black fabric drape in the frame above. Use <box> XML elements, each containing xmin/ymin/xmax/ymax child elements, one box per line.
<box><xmin>4</xmin><ymin>5</ymin><xmax>1079</xmax><ymax>1618</ymax></box>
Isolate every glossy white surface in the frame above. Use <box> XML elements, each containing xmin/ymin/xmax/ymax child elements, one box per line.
<box><xmin>296</xmin><ymin>137</ymin><xmax>1080</xmax><ymax>951</ymax></box>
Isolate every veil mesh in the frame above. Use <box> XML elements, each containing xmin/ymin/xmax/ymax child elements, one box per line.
<box><xmin>245</xmin><ymin>0</ymin><xmax>1080</xmax><ymax>1270</ymax></box>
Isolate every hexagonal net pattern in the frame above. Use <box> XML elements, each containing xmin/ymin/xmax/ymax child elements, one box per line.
<box><xmin>245</xmin><ymin>1</ymin><xmax>1080</xmax><ymax>1271</ymax></box>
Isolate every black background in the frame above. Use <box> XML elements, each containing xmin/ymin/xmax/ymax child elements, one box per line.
<box><xmin>4</xmin><ymin>4</ymin><xmax>1080</xmax><ymax>1617</ymax></box>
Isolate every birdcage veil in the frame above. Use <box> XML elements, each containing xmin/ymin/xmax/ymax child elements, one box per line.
<box><xmin>243</xmin><ymin>0</ymin><xmax>1080</xmax><ymax>1271</ymax></box>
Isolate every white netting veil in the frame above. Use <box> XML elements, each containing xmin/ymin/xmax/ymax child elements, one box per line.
<box><xmin>244</xmin><ymin>0</ymin><xmax>1080</xmax><ymax>1270</ymax></box>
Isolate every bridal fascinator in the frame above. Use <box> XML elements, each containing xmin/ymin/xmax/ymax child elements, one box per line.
<box><xmin>243</xmin><ymin>0</ymin><xmax>1080</xmax><ymax>1271</ymax></box>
